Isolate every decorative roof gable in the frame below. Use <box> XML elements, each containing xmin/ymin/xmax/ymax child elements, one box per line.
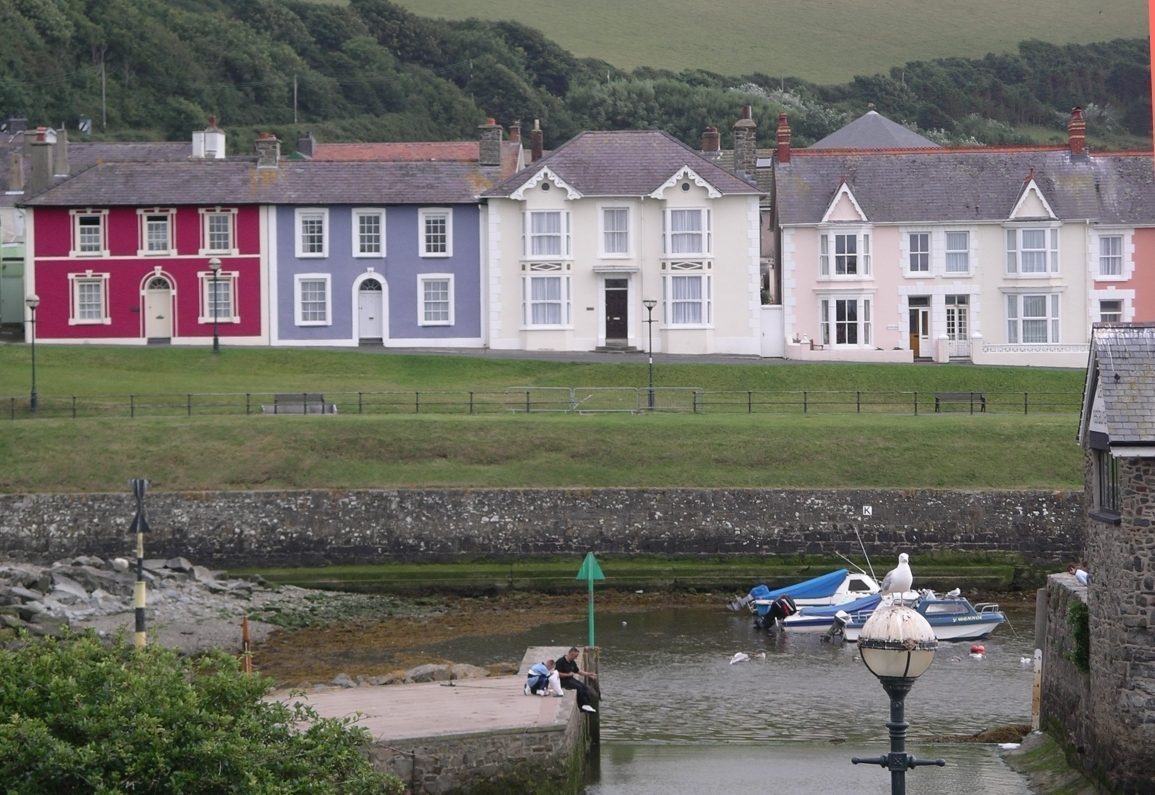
<box><xmin>1009</xmin><ymin>172</ymin><xmax>1057</xmax><ymax>220</ymax></box>
<box><xmin>510</xmin><ymin>166</ymin><xmax>581</xmax><ymax>200</ymax></box>
<box><xmin>648</xmin><ymin>166</ymin><xmax>721</xmax><ymax>199</ymax></box>
<box><xmin>821</xmin><ymin>181</ymin><xmax>868</xmax><ymax>223</ymax></box>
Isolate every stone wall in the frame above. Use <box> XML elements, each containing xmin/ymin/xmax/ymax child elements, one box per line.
<box><xmin>1038</xmin><ymin>574</ymin><xmax>1092</xmax><ymax>762</ymax></box>
<box><xmin>0</xmin><ymin>488</ymin><xmax>1083</xmax><ymax>567</ymax></box>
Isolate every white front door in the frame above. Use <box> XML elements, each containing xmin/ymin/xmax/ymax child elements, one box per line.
<box><xmin>144</xmin><ymin>277</ymin><xmax>173</xmax><ymax>339</ymax></box>
<box><xmin>357</xmin><ymin>279</ymin><xmax>384</xmax><ymax>340</ymax></box>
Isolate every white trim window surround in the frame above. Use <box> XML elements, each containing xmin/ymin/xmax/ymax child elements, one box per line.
<box><xmin>820</xmin><ymin>295</ymin><xmax>872</xmax><ymax>346</ymax></box>
<box><xmin>353</xmin><ymin>208</ymin><xmax>386</xmax><ymax>258</ymax></box>
<box><xmin>419</xmin><ymin>274</ymin><xmax>454</xmax><ymax>326</ymax></box>
<box><xmin>662</xmin><ymin>262</ymin><xmax>712</xmax><ymax>326</ymax></box>
<box><xmin>523</xmin><ymin>210</ymin><xmax>572</xmax><ymax>258</ymax></box>
<box><xmin>1098</xmin><ymin>298</ymin><xmax>1123</xmax><ymax>323</ymax></box>
<box><xmin>68</xmin><ymin>271</ymin><xmax>111</xmax><ymax>325</ymax></box>
<box><xmin>819</xmin><ymin>229</ymin><xmax>871</xmax><ymax>277</ymax></box>
<box><xmin>295</xmin><ymin>208</ymin><xmax>329</xmax><ymax>258</ymax></box>
<box><xmin>137</xmin><ymin>208</ymin><xmax>175</xmax><ymax>256</ymax></box>
<box><xmin>1005</xmin><ymin>226</ymin><xmax>1059</xmax><ymax>275</ymax></box>
<box><xmin>197</xmin><ymin>267</ymin><xmax>238</xmax><ymax>324</ymax></box>
<box><xmin>663</xmin><ymin>208</ymin><xmax>712</xmax><ymax>256</ymax></box>
<box><xmin>905</xmin><ymin>231</ymin><xmax>930</xmax><ymax>274</ymax></box>
<box><xmin>1006</xmin><ymin>292</ymin><xmax>1060</xmax><ymax>343</ymax></box>
<box><xmin>419</xmin><ymin>208</ymin><xmax>453</xmax><ymax>257</ymax></box>
<box><xmin>199</xmin><ymin>208</ymin><xmax>238</xmax><ymax>256</ymax></box>
<box><xmin>1093</xmin><ymin>231</ymin><xmax>1134</xmax><ymax>280</ymax></box>
<box><xmin>600</xmin><ymin>206</ymin><xmax>630</xmax><ymax>257</ymax></box>
<box><xmin>522</xmin><ymin>263</ymin><xmax>571</xmax><ymax>327</ymax></box>
<box><xmin>944</xmin><ymin>230</ymin><xmax>971</xmax><ymax>274</ymax></box>
<box><xmin>294</xmin><ymin>274</ymin><xmax>331</xmax><ymax>326</ymax></box>
<box><xmin>70</xmin><ymin>209</ymin><xmax>109</xmax><ymax>257</ymax></box>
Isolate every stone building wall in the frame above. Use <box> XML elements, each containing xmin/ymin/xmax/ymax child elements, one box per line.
<box><xmin>0</xmin><ymin>488</ymin><xmax>1083</xmax><ymax>567</ymax></box>
<box><xmin>1038</xmin><ymin>574</ymin><xmax>1091</xmax><ymax>760</ymax></box>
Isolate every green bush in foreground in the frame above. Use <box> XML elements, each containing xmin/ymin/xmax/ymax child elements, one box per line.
<box><xmin>0</xmin><ymin>633</ymin><xmax>402</xmax><ymax>795</ymax></box>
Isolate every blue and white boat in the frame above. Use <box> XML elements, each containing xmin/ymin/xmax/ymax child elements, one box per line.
<box><xmin>782</xmin><ymin>590</ymin><xmax>1006</xmax><ymax>642</ymax></box>
<box><xmin>729</xmin><ymin>568</ymin><xmax>880</xmax><ymax>613</ymax></box>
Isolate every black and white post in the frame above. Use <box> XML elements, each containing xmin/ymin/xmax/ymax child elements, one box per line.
<box><xmin>208</xmin><ymin>257</ymin><xmax>221</xmax><ymax>353</ymax></box>
<box><xmin>643</xmin><ymin>298</ymin><xmax>657</xmax><ymax>410</ymax></box>
<box><xmin>129</xmin><ymin>478</ymin><xmax>151</xmax><ymax>648</ymax></box>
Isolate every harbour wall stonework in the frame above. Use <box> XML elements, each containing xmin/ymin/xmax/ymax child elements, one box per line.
<box><xmin>0</xmin><ymin>488</ymin><xmax>1083</xmax><ymax>567</ymax></box>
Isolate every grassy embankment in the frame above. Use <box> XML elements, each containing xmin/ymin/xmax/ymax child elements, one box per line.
<box><xmin>0</xmin><ymin>346</ymin><xmax>1087</xmax><ymax>591</ymax></box>
<box><xmin>386</xmin><ymin>0</ymin><xmax>1147</xmax><ymax>85</ymax></box>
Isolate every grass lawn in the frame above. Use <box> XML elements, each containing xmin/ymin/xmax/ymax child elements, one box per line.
<box><xmin>384</xmin><ymin>0</ymin><xmax>1146</xmax><ymax>85</ymax></box>
<box><xmin>0</xmin><ymin>347</ymin><xmax>1086</xmax><ymax>492</ymax></box>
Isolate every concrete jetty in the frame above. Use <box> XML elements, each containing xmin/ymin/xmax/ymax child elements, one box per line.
<box><xmin>276</xmin><ymin>646</ymin><xmax>594</xmax><ymax>794</ymax></box>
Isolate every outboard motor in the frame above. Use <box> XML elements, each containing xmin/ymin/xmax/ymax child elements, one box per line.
<box><xmin>823</xmin><ymin>609</ymin><xmax>851</xmax><ymax>643</ymax></box>
<box><xmin>755</xmin><ymin>594</ymin><xmax>797</xmax><ymax>631</ymax></box>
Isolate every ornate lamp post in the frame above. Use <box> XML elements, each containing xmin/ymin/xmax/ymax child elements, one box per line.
<box><xmin>25</xmin><ymin>294</ymin><xmax>39</xmax><ymax>412</ymax></box>
<box><xmin>851</xmin><ymin>602</ymin><xmax>945</xmax><ymax>794</ymax></box>
<box><xmin>208</xmin><ymin>257</ymin><xmax>221</xmax><ymax>353</ymax></box>
<box><xmin>643</xmin><ymin>298</ymin><xmax>657</xmax><ymax>410</ymax></box>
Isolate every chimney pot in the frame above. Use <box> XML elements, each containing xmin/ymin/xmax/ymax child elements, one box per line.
<box><xmin>509</xmin><ymin>122</ymin><xmax>521</xmax><ymax>144</ymax></box>
<box><xmin>701</xmin><ymin>126</ymin><xmax>721</xmax><ymax>153</ymax></box>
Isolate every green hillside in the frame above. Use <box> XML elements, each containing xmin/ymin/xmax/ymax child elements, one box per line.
<box><xmin>389</xmin><ymin>0</ymin><xmax>1149</xmax><ymax>85</ymax></box>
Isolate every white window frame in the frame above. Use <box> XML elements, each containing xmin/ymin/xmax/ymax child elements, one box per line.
<box><xmin>418</xmin><ymin>274</ymin><xmax>454</xmax><ymax>326</ymax></box>
<box><xmin>523</xmin><ymin>210</ymin><xmax>571</xmax><ymax>259</ymax></box>
<box><xmin>68</xmin><ymin>271</ymin><xmax>111</xmax><ymax>325</ymax></box>
<box><xmin>522</xmin><ymin>264</ymin><xmax>571</xmax><ymax>328</ymax></box>
<box><xmin>1005</xmin><ymin>226</ymin><xmax>1059</xmax><ymax>275</ymax></box>
<box><xmin>945</xmin><ymin>294</ymin><xmax>970</xmax><ymax>341</ymax></box>
<box><xmin>295</xmin><ymin>208</ymin><xmax>329</xmax><ymax>258</ymax></box>
<box><xmin>906</xmin><ymin>231</ymin><xmax>930</xmax><ymax>274</ymax></box>
<box><xmin>419</xmin><ymin>208</ymin><xmax>453</xmax><ymax>257</ymax></box>
<box><xmin>663</xmin><ymin>208</ymin><xmax>712</xmax><ymax>256</ymax></box>
<box><xmin>137</xmin><ymin>208</ymin><xmax>175</xmax><ymax>256</ymax></box>
<box><xmin>197</xmin><ymin>268</ymin><xmax>238</xmax><ymax>324</ymax></box>
<box><xmin>70</xmin><ymin>210</ymin><xmax>109</xmax><ymax>257</ymax></box>
<box><xmin>599</xmin><ymin>206</ymin><xmax>631</xmax><ymax>257</ymax></box>
<box><xmin>1098</xmin><ymin>298</ymin><xmax>1123</xmax><ymax>323</ymax></box>
<box><xmin>1097</xmin><ymin>234</ymin><xmax>1123</xmax><ymax>278</ymax></box>
<box><xmin>944</xmin><ymin>230</ymin><xmax>971</xmax><ymax>274</ymax></box>
<box><xmin>819</xmin><ymin>229</ymin><xmax>871</xmax><ymax>277</ymax></box>
<box><xmin>662</xmin><ymin>266</ymin><xmax>712</xmax><ymax>327</ymax></box>
<box><xmin>199</xmin><ymin>208</ymin><xmax>238</xmax><ymax>256</ymax></box>
<box><xmin>819</xmin><ymin>295</ymin><xmax>873</xmax><ymax>346</ymax></box>
<box><xmin>1006</xmin><ymin>292</ymin><xmax>1060</xmax><ymax>343</ymax></box>
<box><xmin>294</xmin><ymin>274</ymin><xmax>331</xmax><ymax>326</ymax></box>
<box><xmin>352</xmin><ymin>208</ymin><xmax>386</xmax><ymax>258</ymax></box>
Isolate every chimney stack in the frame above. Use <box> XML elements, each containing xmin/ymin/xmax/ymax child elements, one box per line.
<box><xmin>478</xmin><ymin>117</ymin><xmax>503</xmax><ymax>167</ymax></box>
<box><xmin>255</xmin><ymin>132</ymin><xmax>280</xmax><ymax>168</ymax></box>
<box><xmin>296</xmin><ymin>131</ymin><xmax>315</xmax><ymax>159</ymax></box>
<box><xmin>530</xmin><ymin>119</ymin><xmax>543</xmax><ymax>162</ymax></box>
<box><xmin>28</xmin><ymin>126</ymin><xmax>54</xmax><ymax>195</ymax></box>
<box><xmin>732</xmin><ymin>105</ymin><xmax>757</xmax><ymax>181</ymax></box>
<box><xmin>1067</xmin><ymin>107</ymin><xmax>1086</xmax><ymax>156</ymax></box>
<box><xmin>7</xmin><ymin>150</ymin><xmax>23</xmax><ymax>193</ymax></box>
<box><xmin>53</xmin><ymin>128</ymin><xmax>69</xmax><ymax>176</ymax></box>
<box><xmin>776</xmin><ymin>112</ymin><xmax>792</xmax><ymax>164</ymax></box>
<box><xmin>700</xmin><ymin>126</ymin><xmax>721</xmax><ymax>154</ymax></box>
<box><xmin>509</xmin><ymin>121</ymin><xmax>521</xmax><ymax>144</ymax></box>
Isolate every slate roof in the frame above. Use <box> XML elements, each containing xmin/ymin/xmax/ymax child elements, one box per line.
<box><xmin>311</xmin><ymin>140</ymin><xmax>522</xmax><ymax>178</ymax></box>
<box><xmin>811</xmin><ymin>110</ymin><xmax>939</xmax><ymax>149</ymax></box>
<box><xmin>1081</xmin><ymin>324</ymin><xmax>1155</xmax><ymax>446</ymax></box>
<box><xmin>21</xmin><ymin>159</ymin><xmax>502</xmax><ymax>207</ymax></box>
<box><xmin>484</xmin><ymin>130</ymin><xmax>762</xmax><ymax>198</ymax></box>
<box><xmin>775</xmin><ymin>148</ymin><xmax>1155</xmax><ymax>225</ymax></box>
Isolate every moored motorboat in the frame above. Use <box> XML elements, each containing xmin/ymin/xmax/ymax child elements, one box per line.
<box><xmin>729</xmin><ymin>568</ymin><xmax>880</xmax><ymax>613</ymax></box>
<box><xmin>784</xmin><ymin>590</ymin><xmax>1006</xmax><ymax>642</ymax></box>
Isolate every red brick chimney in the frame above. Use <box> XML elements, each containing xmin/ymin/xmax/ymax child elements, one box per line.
<box><xmin>530</xmin><ymin>119</ymin><xmax>543</xmax><ymax>162</ymax></box>
<box><xmin>776</xmin><ymin>113</ymin><xmax>792</xmax><ymax>164</ymax></box>
<box><xmin>1067</xmin><ymin>107</ymin><xmax>1086</xmax><ymax>156</ymax></box>
<box><xmin>509</xmin><ymin>121</ymin><xmax>521</xmax><ymax>144</ymax></box>
<box><xmin>700</xmin><ymin>126</ymin><xmax>720</xmax><ymax>153</ymax></box>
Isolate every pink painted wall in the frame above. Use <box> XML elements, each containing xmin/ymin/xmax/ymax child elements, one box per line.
<box><xmin>1130</xmin><ymin>228</ymin><xmax>1155</xmax><ymax>321</ymax></box>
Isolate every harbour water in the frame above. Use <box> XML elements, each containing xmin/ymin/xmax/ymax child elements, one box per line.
<box><xmin>421</xmin><ymin>599</ymin><xmax>1037</xmax><ymax>794</ymax></box>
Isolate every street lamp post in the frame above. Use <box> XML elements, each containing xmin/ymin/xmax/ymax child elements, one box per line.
<box><xmin>851</xmin><ymin>602</ymin><xmax>945</xmax><ymax>794</ymax></box>
<box><xmin>643</xmin><ymin>299</ymin><xmax>657</xmax><ymax>410</ymax></box>
<box><xmin>25</xmin><ymin>294</ymin><xmax>39</xmax><ymax>412</ymax></box>
<box><xmin>208</xmin><ymin>257</ymin><xmax>221</xmax><ymax>353</ymax></box>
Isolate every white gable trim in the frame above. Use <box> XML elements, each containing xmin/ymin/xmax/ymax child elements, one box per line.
<box><xmin>820</xmin><ymin>182</ymin><xmax>868</xmax><ymax>224</ymax></box>
<box><xmin>1009</xmin><ymin>179</ymin><xmax>1057</xmax><ymax>220</ymax></box>
<box><xmin>649</xmin><ymin>166</ymin><xmax>721</xmax><ymax>199</ymax></box>
<box><xmin>511</xmin><ymin>167</ymin><xmax>582</xmax><ymax>200</ymax></box>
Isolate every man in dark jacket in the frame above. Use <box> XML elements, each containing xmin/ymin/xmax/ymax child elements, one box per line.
<box><xmin>555</xmin><ymin>646</ymin><xmax>598</xmax><ymax>713</ymax></box>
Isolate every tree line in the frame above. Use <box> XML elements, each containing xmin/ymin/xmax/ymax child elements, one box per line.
<box><xmin>0</xmin><ymin>0</ymin><xmax>1148</xmax><ymax>152</ymax></box>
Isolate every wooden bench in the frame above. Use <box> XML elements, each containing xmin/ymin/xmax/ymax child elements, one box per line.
<box><xmin>934</xmin><ymin>392</ymin><xmax>986</xmax><ymax>413</ymax></box>
<box><xmin>261</xmin><ymin>393</ymin><xmax>337</xmax><ymax>415</ymax></box>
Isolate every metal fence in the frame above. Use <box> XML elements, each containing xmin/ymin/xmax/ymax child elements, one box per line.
<box><xmin>1</xmin><ymin>387</ymin><xmax>1082</xmax><ymax>419</ymax></box>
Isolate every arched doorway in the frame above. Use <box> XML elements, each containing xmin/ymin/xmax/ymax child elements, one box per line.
<box><xmin>144</xmin><ymin>275</ymin><xmax>173</xmax><ymax>341</ymax></box>
<box><xmin>357</xmin><ymin>278</ymin><xmax>385</xmax><ymax>343</ymax></box>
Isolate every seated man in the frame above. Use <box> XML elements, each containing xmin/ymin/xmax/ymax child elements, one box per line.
<box><xmin>525</xmin><ymin>658</ymin><xmax>563</xmax><ymax>696</ymax></box>
<box><xmin>555</xmin><ymin>646</ymin><xmax>598</xmax><ymax>713</ymax></box>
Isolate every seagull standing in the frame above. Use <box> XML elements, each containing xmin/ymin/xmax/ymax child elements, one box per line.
<box><xmin>881</xmin><ymin>553</ymin><xmax>913</xmax><ymax>602</ymax></box>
